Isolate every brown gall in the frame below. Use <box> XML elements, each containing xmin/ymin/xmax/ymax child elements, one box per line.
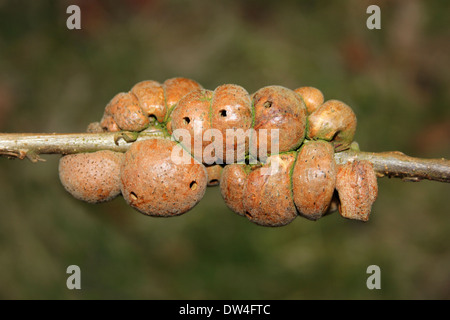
<box><xmin>243</xmin><ymin>152</ymin><xmax>298</xmax><ymax>227</ymax></box>
<box><xmin>292</xmin><ymin>140</ymin><xmax>337</xmax><ymax>220</ymax></box>
<box><xmin>120</xmin><ymin>139</ymin><xmax>207</xmax><ymax>217</ymax></box>
<box><xmin>335</xmin><ymin>160</ymin><xmax>378</xmax><ymax>222</ymax></box>
<box><xmin>59</xmin><ymin>150</ymin><xmax>124</xmax><ymax>204</ymax></box>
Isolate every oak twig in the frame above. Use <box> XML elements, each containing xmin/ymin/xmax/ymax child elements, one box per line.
<box><xmin>334</xmin><ymin>150</ymin><xmax>450</xmax><ymax>183</ymax></box>
<box><xmin>0</xmin><ymin>129</ymin><xmax>165</xmax><ymax>162</ymax></box>
<box><xmin>0</xmin><ymin>131</ymin><xmax>449</xmax><ymax>183</ymax></box>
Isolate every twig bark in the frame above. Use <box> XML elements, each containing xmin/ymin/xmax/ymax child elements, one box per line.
<box><xmin>0</xmin><ymin>129</ymin><xmax>165</xmax><ymax>161</ymax></box>
<box><xmin>0</xmin><ymin>131</ymin><xmax>449</xmax><ymax>183</ymax></box>
<box><xmin>334</xmin><ymin>150</ymin><xmax>450</xmax><ymax>183</ymax></box>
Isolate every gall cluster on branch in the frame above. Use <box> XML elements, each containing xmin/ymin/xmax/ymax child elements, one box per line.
<box><xmin>58</xmin><ymin>77</ymin><xmax>378</xmax><ymax>227</ymax></box>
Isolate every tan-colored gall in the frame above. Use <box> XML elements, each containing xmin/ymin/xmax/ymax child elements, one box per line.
<box><xmin>130</xmin><ymin>80</ymin><xmax>166</xmax><ymax>123</ymax></box>
<box><xmin>335</xmin><ymin>160</ymin><xmax>378</xmax><ymax>222</ymax></box>
<box><xmin>163</xmin><ymin>77</ymin><xmax>203</xmax><ymax>121</ymax></box>
<box><xmin>210</xmin><ymin>84</ymin><xmax>252</xmax><ymax>164</ymax></box>
<box><xmin>294</xmin><ymin>86</ymin><xmax>324</xmax><ymax>114</ymax></box>
<box><xmin>205</xmin><ymin>164</ymin><xmax>223</xmax><ymax>186</ymax></box>
<box><xmin>220</xmin><ymin>164</ymin><xmax>249</xmax><ymax>216</ymax></box>
<box><xmin>58</xmin><ymin>150</ymin><xmax>124</xmax><ymax>203</ymax></box>
<box><xmin>292</xmin><ymin>140</ymin><xmax>337</xmax><ymax>220</ymax></box>
<box><xmin>307</xmin><ymin>99</ymin><xmax>357</xmax><ymax>152</ymax></box>
<box><xmin>86</xmin><ymin>121</ymin><xmax>104</xmax><ymax>133</ymax></box>
<box><xmin>100</xmin><ymin>113</ymin><xmax>120</xmax><ymax>132</ymax></box>
<box><xmin>252</xmin><ymin>86</ymin><xmax>307</xmax><ymax>160</ymax></box>
<box><xmin>107</xmin><ymin>92</ymin><xmax>150</xmax><ymax>132</ymax></box>
<box><xmin>120</xmin><ymin>139</ymin><xmax>207</xmax><ymax>217</ymax></box>
<box><xmin>170</xmin><ymin>89</ymin><xmax>213</xmax><ymax>163</ymax></box>
<box><xmin>243</xmin><ymin>153</ymin><xmax>298</xmax><ymax>227</ymax></box>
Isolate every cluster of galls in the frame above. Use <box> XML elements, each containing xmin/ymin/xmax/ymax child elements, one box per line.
<box><xmin>220</xmin><ymin>142</ymin><xmax>378</xmax><ymax>226</ymax></box>
<box><xmin>58</xmin><ymin>77</ymin><xmax>378</xmax><ymax>227</ymax></box>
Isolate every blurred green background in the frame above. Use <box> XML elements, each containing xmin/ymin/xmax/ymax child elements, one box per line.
<box><xmin>0</xmin><ymin>0</ymin><xmax>449</xmax><ymax>299</ymax></box>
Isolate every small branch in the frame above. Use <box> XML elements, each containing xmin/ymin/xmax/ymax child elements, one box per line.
<box><xmin>0</xmin><ymin>131</ymin><xmax>449</xmax><ymax>183</ymax></box>
<box><xmin>0</xmin><ymin>129</ymin><xmax>165</xmax><ymax>162</ymax></box>
<box><xmin>334</xmin><ymin>150</ymin><xmax>450</xmax><ymax>183</ymax></box>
